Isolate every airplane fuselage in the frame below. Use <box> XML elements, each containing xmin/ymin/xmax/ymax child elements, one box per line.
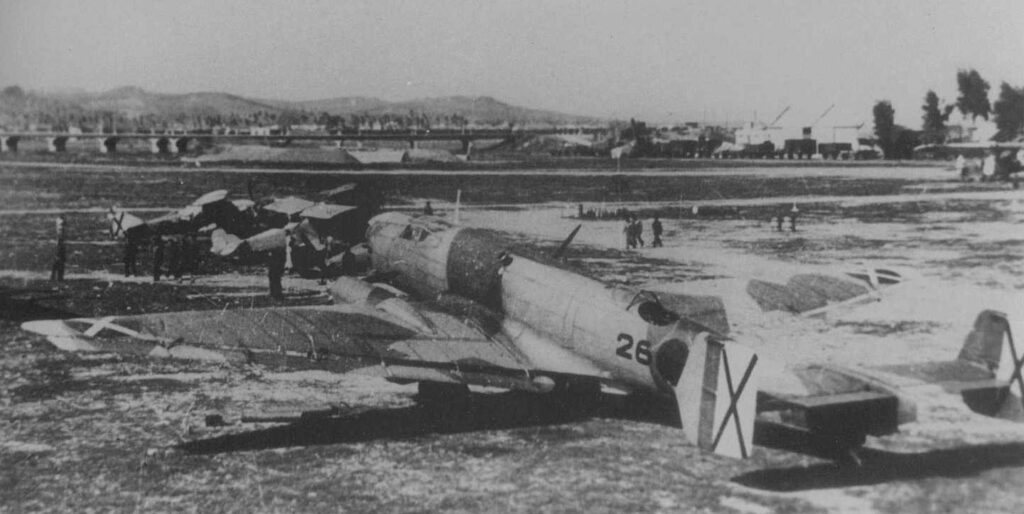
<box><xmin>365</xmin><ymin>212</ymin><xmax>723</xmax><ymax>395</ymax></box>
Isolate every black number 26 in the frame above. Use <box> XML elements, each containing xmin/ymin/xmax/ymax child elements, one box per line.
<box><xmin>615</xmin><ymin>333</ymin><xmax>651</xmax><ymax>365</ymax></box>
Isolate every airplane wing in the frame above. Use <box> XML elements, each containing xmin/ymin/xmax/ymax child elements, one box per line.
<box><xmin>747</xmin><ymin>268</ymin><xmax>903</xmax><ymax>316</ymax></box>
<box><xmin>20</xmin><ymin>304</ymin><xmax>553</xmax><ymax>393</ymax></box>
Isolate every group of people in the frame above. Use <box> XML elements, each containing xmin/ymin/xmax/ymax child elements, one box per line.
<box><xmin>267</xmin><ymin>231</ymin><xmax>356</xmax><ymax>301</ymax></box>
<box><xmin>955</xmin><ymin>152</ymin><xmax>1000</xmax><ymax>182</ymax></box>
<box><xmin>146</xmin><ymin>232</ymin><xmax>202</xmax><ymax>282</ymax></box>
<box><xmin>623</xmin><ymin>214</ymin><xmax>663</xmax><ymax>249</ymax></box>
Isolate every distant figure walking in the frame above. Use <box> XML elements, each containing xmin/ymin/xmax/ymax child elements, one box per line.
<box><xmin>268</xmin><ymin>246</ymin><xmax>287</xmax><ymax>300</ymax></box>
<box><xmin>633</xmin><ymin>218</ymin><xmax>645</xmax><ymax>247</ymax></box>
<box><xmin>651</xmin><ymin>216</ymin><xmax>663</xmax><ymax>247</ymax></box>
<box><xmin>50</xmin><ymin>214</ymin><xmax>67</xmax><ymax>282</ymax></box>
<box><xmin>151</xmin><ymin>234</ymin><xmax>165</xmax><ymax>282</ymax></box>
<box><xmin>789</xmin><ymin>204</ymin><xmax>800</xmax><ymax>232</ymax></box>
<box><xmin>623</xmin><ymin>215</ymin><xmax>636</xmax><ymax>249</ymax></box>
<box><xmin>424</xmin><ymin>201</ymin><xmax>434</xmax><ymax>216</ymax></box>
<box><xmin>955</xmin><ymin>154</ymin><xmax>966</xmax><ymax>179</ymax></box>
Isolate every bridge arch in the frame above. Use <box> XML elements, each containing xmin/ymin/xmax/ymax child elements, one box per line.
<box><xmin>1</xmin><ymin>136</ymin><xmax>20</xmax><ymax>152</ymax></box>
<box><xmin>46</xmin><ymin>136</ymin><xmax>69</xmax><ymax>152</ymax></box>
<box><xmin>171</xmin><ymin>137</ymin><xmax>191</xmax><ymax>153</ymax></box>
<box><xmin>149</xmin><ymin>138</ymin><xmax>170</xmax><ymax>154</ymax></box>
<box><xmin>99</xmin><ymin>137</ymin><xmax>119</xmax><ymax>153</ymax></box>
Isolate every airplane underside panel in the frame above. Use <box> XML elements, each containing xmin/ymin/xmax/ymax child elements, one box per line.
<box><xmin>22</xmin><ymin>306</ymin><xmax>550</xmax><ymax>392</ymax></box>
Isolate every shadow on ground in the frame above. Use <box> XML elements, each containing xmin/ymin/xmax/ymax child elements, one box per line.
<box><xmin>178</xmin><ymin>391</ymin><xmax>678</xmax><ymax>455</ymax></box>
<box><xmin>737</xmin><ymin>423</ymin><xmax>1024</xmax><ymax>491</ymax></box>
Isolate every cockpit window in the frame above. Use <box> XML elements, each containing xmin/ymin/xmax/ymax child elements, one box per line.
<box><xmin>638</xmin><ymin>301</ymin><xmax>679</xmax><ymax>326</ymax></box>
<box><xmin>628</xmin><ymin>292</ymin><xmax>679</xmax><ymax>326</ymax></box>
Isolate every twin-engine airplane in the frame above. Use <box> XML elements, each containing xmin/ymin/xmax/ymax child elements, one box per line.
<box><xmin>21</xmin><ymin>213</ymin><xmax>1024</xmax><ymax>461</ymax></box>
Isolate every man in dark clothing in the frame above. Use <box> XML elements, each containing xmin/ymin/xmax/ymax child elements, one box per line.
<box><xmin>182</xmin><ymin>232</ymin><xmax>199</xmax><ymax>277</ymax></box>
<box><xmin>167</xmin><ymin>235</ymin><xmax>183</xmax><ymax>281</ymax></box>
<box><xmin>123</xmin><ymin>234</ymin><xmax>138</xmax><ymax>277</ymax></box>
<box><xmin>634</xmin><ymin>218</ymin><xmax>645</xmax><ymax>247</ymax></box>
<box><xmin>651</xmin><ymin>217</ymin><xmax>663</xmax><ymax>247</ymax></box>
<box><xmin>50</xmin><ymin>214</ymin><xmax>67</xmax><ymax>282</ymax></box>
<box><xmin>152</xmin><ymin>235</ymin><xmax>165</xmax><ymax>282</ymax></box>
<box><xmin>268</xmin><ymin>246</ymin><xmax>287</xmax><ymax>300</ymax></box>
<box><xmin>424</xmin><ymin>201</ymin><xmax>434</xmax><ymax>216</ymax></box>
<box><xmin>623</xmin><ymin>215</ymin><xmax>635</xmax><ymax>249</ymax></box>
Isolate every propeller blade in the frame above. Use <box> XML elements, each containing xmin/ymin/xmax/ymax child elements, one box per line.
<box><xmin>552</xmin><ymin>224</ymin><xmax>582</xmax><ymax>260</ymax></box>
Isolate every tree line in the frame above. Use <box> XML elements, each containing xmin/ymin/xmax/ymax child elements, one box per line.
<box><xmin>873</xmin><ymin>69</ymin><xmax>1024</xmax><ymax>158</ymax></box>
<box><xmin>0</xmin><ymin>86</ymin><xmax>507</xmax><ymax>133</ymax></box>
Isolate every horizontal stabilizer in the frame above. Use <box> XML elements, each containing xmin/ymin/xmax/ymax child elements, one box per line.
<box><xmin>675</xmin><ymin>334</ymin><xmax>759</xmax><ymax>458</ymax></box>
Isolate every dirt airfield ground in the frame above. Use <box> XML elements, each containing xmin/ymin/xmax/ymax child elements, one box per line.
<box><xmin>2</xmin><ymin>159</ymin><xmax>1024</xmax><ymax>513</ymax></box>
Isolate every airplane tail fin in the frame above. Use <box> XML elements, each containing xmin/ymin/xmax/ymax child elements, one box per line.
<box><xmin>674</xmin><ymin>335</ymin><xmax>760</xmax><ymax>459</ymax></box>
<box><xmin>959</xmin><ymin>310</ymin><xmax>1022</xmax><ymax>396</ymax></box>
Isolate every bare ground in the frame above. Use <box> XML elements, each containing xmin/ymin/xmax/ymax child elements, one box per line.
<box><xmin>2</xmin><ymin>162</ymin><xmax>1024</xmax><ymax>513</ymax></box>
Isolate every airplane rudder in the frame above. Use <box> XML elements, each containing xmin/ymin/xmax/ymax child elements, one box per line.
<box><xmin>958</xmin><ymin>309</ymin><xmax>1011</xmax><ymax>372</ymax></box>
<box><xmin>674</xmin><ymin>334</ymin><xmax>760</xmax><ymax>459</ymax></box>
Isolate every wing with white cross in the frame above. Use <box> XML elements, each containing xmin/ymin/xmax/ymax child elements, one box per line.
<box><xmin>20</xmin><ymin>304</ymin><xmax>555</xmax><ymax>393</ymax></box>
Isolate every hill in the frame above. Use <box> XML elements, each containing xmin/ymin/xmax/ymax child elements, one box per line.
<box><xmin>1</xmin><ymin>86</ymin><xmax>603</xmax><ymax>128</ymax></box>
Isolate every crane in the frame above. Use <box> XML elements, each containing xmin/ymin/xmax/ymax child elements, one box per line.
<box><xmin>809</xmin><ymin>104</ymin><xmax>835</xmax><ymax>128</ymax></box>
<box><xmin>767</xmin><ymin>106</ymin><xmax>791</xmax><ymax>128</ymax></box>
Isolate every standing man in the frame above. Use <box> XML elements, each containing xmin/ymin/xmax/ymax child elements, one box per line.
<box><xmin>623</xmin><ymin>214</ymin><xmax>635</xmax><ymax>249</ymax></box>
<box><xmin>123</xmin><ymin>233</ymin><xmax>139</xmax><ymax>277</ymax></box>
<box><xmin>268</xmin><ymin>246</ymin><xmax>287</xmax><ymax>301</ymax></box>
<box><xmin>151</xmin><ymin>234</ymin><xmax>165</xmax><ymax>282</ymax></box>
<box><xmin>633</xmin><ymin>217</ymin><xmax>645</xmax><ymax>247</ymax></box>
<box><xmin>50</xmin><ymin>214</ymin><xmax>67</xmax><ymax>282</ymax></box>
<box><xmin>320</xmin><ymin>235</ymin><xmax>336</xmax><ymax>285</ymax></box>
<box><xmin>955</xmin><ymin>154</ymin><xmax>967</xmax><ymax>179</ymax></box>
<box><xmin>167</xmin><ymin>235</ymin><xmax>183</xmax><ymax>282</ymax></box>
<box><xmin>424</xmin><ymin>201</ymin><xmax>434</xmax><ymax>216</ymax></box>
<box><xmin>651</xmin><ymin>216</ymin><xmax>663</xmax><ymax>247</ymax></box>
<box><xmin>184</xmin><ymin>232</ymin><xmax>200</xmax><ymax>278</ymax></box>
<box><xmin>789</xmin><ymin>203</ymin><xmax>800</xmax><ymax>232</ymax></box>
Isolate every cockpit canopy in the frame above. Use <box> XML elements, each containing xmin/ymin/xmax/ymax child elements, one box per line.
<box><xmin>631</xmin><ymin>290</ymin><xmax>730</xmax><ymax>336</ymax></box>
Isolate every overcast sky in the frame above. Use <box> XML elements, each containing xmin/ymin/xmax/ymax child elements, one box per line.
<box><xmin>1</xmin><ymin>0</ymin><xmax>1021</xmax><ymax>126</ymax></box>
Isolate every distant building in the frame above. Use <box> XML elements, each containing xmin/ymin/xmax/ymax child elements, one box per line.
<box><xmin>945</xmin><ymin>119</ymin><xmax>997</xmax><ymax>143</ymax></box>
<box><xmin>251</xmin><ymin>125</ymin><xmax>284</xmax><ymax>136</ymax></box>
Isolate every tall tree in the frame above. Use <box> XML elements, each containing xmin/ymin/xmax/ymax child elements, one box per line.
<box><xmin>955</xmin><ymin>69</ymin><xmax>992</xmax><ymax>122</ymax></box>
<box><xmin>992</xmin><ymin>82</ymin><xmax>1024</xmax><ymax>141</ymax></box>
<box><xmin>873</xmin><ymin>100</ymin><xmax>895</xmax><ymax>158</ymax></box>
<box><xmin>921</xmin><ymin>90</ymin><xmax>954</xmax><ymax>144</ymax></box>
